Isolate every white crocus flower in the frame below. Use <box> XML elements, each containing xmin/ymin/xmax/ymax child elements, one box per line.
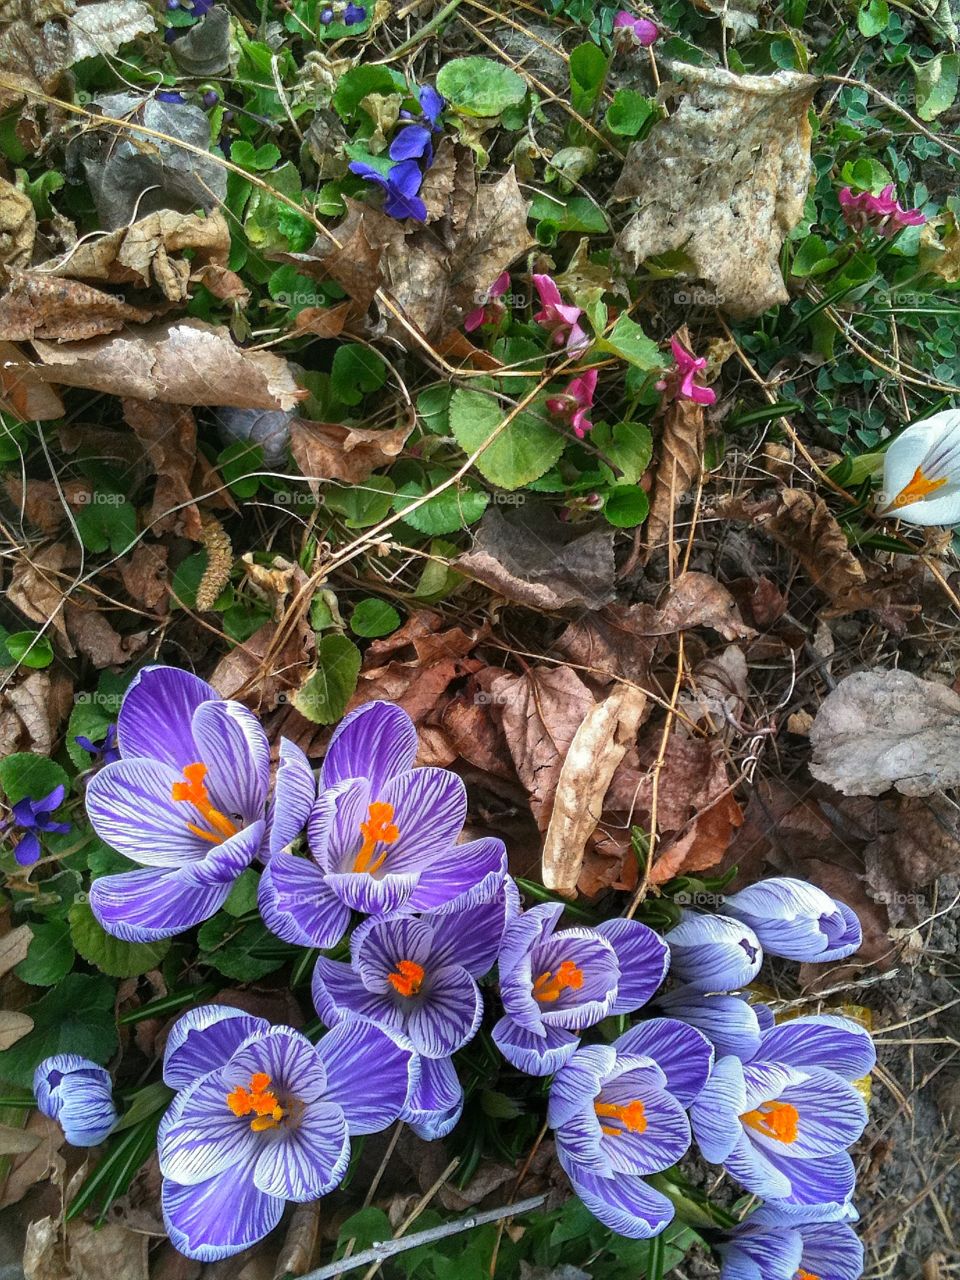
<box><xmin>880</xmin><ymin>408</ymin><xmax>960</xmax><ymax>525</ymax></box>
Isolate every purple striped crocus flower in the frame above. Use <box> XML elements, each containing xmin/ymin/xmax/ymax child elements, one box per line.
<box><xmin>691</xmin><ymin>1015</ymin><xmax>875</xmax><ymax>1206</ymax></box>
<box><xmin>84</xmin><ymin>667</ymin><xmax>276</xmax><ymax>941</ymax></box>
<box><xmin>158</xmin><ymin>1005</ymin><xmax>418</xmax><ymax>1261</ymax></box>
<box><xmin>666</xmin><ymin>909</ymin><xmax>763</xmax><ymax>993</ymax></box>
<box><xmin>259</xmin><ymin>701</ymin><xmax>507</xmax><ymax>951</ymax></box>
<box><xmin>492</xmin><ymin>903</ymin><xmax>669</xmax><ymax>1076</ymax></box>
<box><xmin>34</xmin><ymin>1054</ymin><xmax>118</xmax><ymax>1146</ymax></box>
<box><xmin>718</xmin><ymin>1201</ymin><xmax>863</xmax><ymax>1280</ymax></box>
<box><xmin>549</xmin><ymin>1019</ymin><xmax>712</xmax><ymax>1238</ymax></box>
<box><xmin>656</xmin><ymin>987</ymin><xmax>764</xmax><ymax>1062</ymax></box>
<box><xmin>722</xmin><ymin>877</ymin><xmax>863</xmax><ymax>964</ymax></box>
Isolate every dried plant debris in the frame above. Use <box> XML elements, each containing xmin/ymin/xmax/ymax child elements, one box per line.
<box><xmin>614</xmin><ymin>63</ymin><xmax>817</xmax><ymax>318</ymax></box>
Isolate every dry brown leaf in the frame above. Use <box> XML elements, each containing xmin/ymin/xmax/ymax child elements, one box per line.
<box><xmin>682</xmin><ymin>644</ymin><xmax>749</xmax><ymax>732</ymax></box>
<box><xmin>0</xmin><ymin>270</ymin><xmax>158</xmax><ymax>341</ymax></box>
<box><xmin>0</xmin><ymin>1009</ymin><xmax>33</xmax><ymax>1051</ymax></box>
<box><xmin>552</xmin><ymin>604</ymin><xmax>660</xmax><ymax>687</ymax></box>
<box><xmin>864</xmin><ymin>795</ymin><xmax>960</xmax><ymax>925</ymax></box>
<box><xmin>292</xmin><ymin>300</ymin><xmax>353</xmax><ymax>339</ymax></box>
<box><xmin>0</xmin><ymin>340</ymin><xmax>65</xmax><ymax>421</ymax></box>
<box><xmin>0</xmin><ymin>20</ymin><xmax>68</xmax><ymax>113</ymax></box>
<box><xmin>209</xmin><ymin>620</ymin><xmax>314</xmax><ymax>714</ymax></box>
<box><xmin>64</xmin><ymin>601</ymin><xmax>149</xmax><ymax>667</ymax></box>
<box><xmin>0</xmin><ymin>923</ymin><xmax>31</xmax><ymax>977</ymax></box>
<box><xmin>657</xmin><ymin>571</ymin><xmax>756</xmax><ymax>641</ymax></box>
<box><xmin>8</xmin><ymin>542</ymin><xmax>74</xmax><ymax>652</ymax></box>
<box><xmin>3</xmin><ymin>475</ymin><xmax>91</xmax><ymax>534</ymax></box>
<box><xmin>122</xmin><ymin>399</ymin><xmax>205</xmax><ymax>538</ymax></box>
<box><xmin>275</xmin><ymin>199</ymin><xmax>384</xmax><ymax>321</ymax></box>
<box><xmin>644</xmin><ymin>395</ymin><xmax>704</xmax><ymax>567</ymax></box>
<box><xmin>118</xmin><ymin>543</ymin><xmax>169</xmax><ymax>610</ymax></box>
<box><xmin>26</xmin><ymin>319</ymin><xmax>304</xmax><ymax>410</ymax></box>
<box><xmin>542</xmin><ymin>684</ymin><xmax>648</xmax><ymax>896</ymax></box>
<box><xmin>0</xmin><ymin>1111</ymin><xmax>63</xmax><ymax>1209</ymax></box>
<box><xmin>274</xmin><ymin>1203</ymin><xmax>321</xmax><ymax>1278</ymax></box>
<box><xmin>289</xmin><ymin>416</ymin><xmax>412</xmax><ymax>492</ymax></box>
<box><xmin>648</xmin><ymin>787</ymin><xmax>743</xmax><ymax>884</ymax></box>
<box><xmin>0</xmin><ymin>669</ymin><xmax>73</xmax><ymax>756</ymax></box>
<box><xmin>0</xmin><ymin>1124</ymin><xmax>43</xmax><ymax>1155</ymax></box>
<box><xmin>810</xmin><ymin>668</ymin><xmax>960</xmax><ymax>797</ymax></box>
<box><xmin>614</xmin><ymin>63</ymin><xmax>817</xmax><ymax>318</ymax></box>
<box><xmin>241</xmin><ymin>552</ymin><xmax>307</xmax><ymax>620</ymax></box>
<box><xmin>0</xmin><ymin>176</ymin><xmax>35</xmax><ymax>285</ymax></box>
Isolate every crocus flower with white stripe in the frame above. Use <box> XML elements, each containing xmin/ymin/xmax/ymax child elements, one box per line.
<box><xmin>878</xmin><ymin>408</ymin><xmax>960</xmax><ymax>525</ymax></box>
<box><xmin>722</xmin><ymin>878</ymin><xmax>862</xmax><ymax>964</ymax></box>
<box><xmin>492</xmin><ymin>903</ymin><xmax>670</xmax><ymax>1076</ymax></box>
<box><xmin>34</xmin><ymin>1055</ymin><xmax>118</xmax><ymax>1146</ymax></box>
<box><xmin>84</xmin><ymin>666</ymin><xmax>275</xmax><ymax>941</ymax></box>
<box><xmin>158</xmin><ymin>1005</ymin><xmax>418</xmax><ymax>1261</ymax></box>
<box><xmin>549</xmin><ymin>1018</ymin><xmax>712</xmax><ymax>1238</ymax></box>
<box><xmin>666</xmin><ymin>909</ymin><xmax>763</xmax><ymax>994</ymax></box>
<box><xmin>691</xmin><ymin>1014</ymin><xmax>875</xmax><ymax>1206</ymax></box>
<box><xmin>259</xmin><ymin>701</ymin><xmax>507</xmax><ymax>950</ymax></box>
<box><xmin>718</xmin><ymin>1201</ymin><xmax>863</xmax><ymax>1280</ymax></box>
<box><xmin>656</xmin><ymin>987</ymin><xmax>764</xmax><ymax>1062</ymax></box>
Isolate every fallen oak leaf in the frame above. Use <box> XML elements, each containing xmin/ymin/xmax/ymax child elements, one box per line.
<box><xmin>542</xmin><ymin>684</ymin><xmax>648</xmax><ymax>896</ymax></box>
<box><xmin>0</xmin><ymin>270</ymin><xmax>158</xmax><ymax>341</ymax></box>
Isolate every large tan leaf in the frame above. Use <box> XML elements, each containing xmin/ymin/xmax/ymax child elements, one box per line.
<box><xmin>289</xmin><ymin>416</ymin><xmax>412</xmax><ymax>491</ymax></box>
<box><xmin>64</xmin><ymin>0</ymin><xmax>155</xmax><ymax>64</ymax></box>
<box><xmin>0</xmin><ymin>271</ymin><xmax>157</xmax><ymax>341</ymax></box>
<box><xmin>0</xmin><ymin>177</ymin><xmax>35</xmax><ymax>286</ymax></box>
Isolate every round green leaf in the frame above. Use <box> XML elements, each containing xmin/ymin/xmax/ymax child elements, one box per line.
<box><xmin>5</xmin><ymin>631</ymin><xmax>54</xmax><ymax>669</ymax></box>
<box><xmin>0</xmin><ymin>753</ymin><xmax>69</xmax><ymax>807</ymax></box>
<box><xmin>69</xmin><ymin>901</ymin><xmax>171</xmax><ymax>978</ymax></box>
<box><xmin>350</xmin><ymin>598</ymin><xmax>402</xmax><ymax>638</ymax></box>
<box><xmin>393</xmin><ymin>478</ymin><xmax>490</xmax><ymax>535</ymax></box>
<box><xmin>436</xmin><ymin>57</ymin><xmax>527</xmax><ymax>118</ymax></box>
<box><xmin>14</xmin><ymin>920</ymin><xmax>75</xmax><ymax>986</ymax></box>
<box><xmin>292</xmin><ymin>633</ymin><xmax>362</xmax><ymax>724</ymax></box>
<box><xmin>0</xmin><ymin>973</ymin><xmax>118</xmax><ymax>1087</ymax></box>
<box><xmin>604</xmin><ymin>485</ymin><xmax>650</xmax><ymax>528</ymax></box>
<box><xmin>449</xmin><ymin>388</ymin><xmax>565</xmax><ymax>491</ymax></box>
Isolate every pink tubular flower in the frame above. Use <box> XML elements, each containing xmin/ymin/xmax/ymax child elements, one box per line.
<box><xmin>838</xmin><ymin>185</ymin><xmax>925</xmax><ymax>237</ymax></box>
<box><xmin>532</xmin><ymin>274</ymin><xmax>589</xmax><ymax>355</ymax></box>
<box><xmin>546</xmin><ymin>368</ymin><xmax>598</xmax><ymax>438</ymax></box>
<box><xmin>656</xmin><ymin>335</ymin><xmax>716</xmax><ymax>407</ymax></box>
<box><xmin>464</xmin><ymin>270</ymin><xmax>510</xmax><ymax>332</ymax></box>
<box><xmin>613</xmin><ymin>10</ymin><xmax>659</xmax><ymax>47</ymax></box>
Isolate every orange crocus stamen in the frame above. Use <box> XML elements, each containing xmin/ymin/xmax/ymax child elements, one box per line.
<box><xmin>595</xmin><ymin>1098</ymin><xmax>647</xmax><ymax>1137</ymax></box>
<box><xmin>893</xmin><ymin>465</ymin><xmax>948</xmax><ymax>507</ymax></box>
<box><xmin>226</xmin><ymin>1071</ymin><xmax>284</xmax><ymax>1131</ymax></box>
<box><xmin>532</xmin><ymin>959</ymin><xmax>584</xmax><ymax>1003</ymax></box>
<box><xmin>796</xmin><ymin>1271</ymin><xmax>821</xmax><ymax>1280</ymax></box>
<box><xmin>353</xmin><ymin>801</ymin><xmax>400</xmax><ymax>874</ymax></box>
<box><xmin>387</xmin><ymin>959</ymin><xmax>426</xmax><ymax>997</ymax></box>
<box><xmin>741</xmin><ymin>1100</ymin><xmax>800</xmax><ymax>1144</ymax></box>
<box><xmin>171</xmin><ymin>762</ymin><xmax>239</xmax><ymax>844</ymax></box>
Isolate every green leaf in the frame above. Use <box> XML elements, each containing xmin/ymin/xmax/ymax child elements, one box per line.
<box><xmin>231</xmin><ymin>140</ymin><xmax>282</xmax><ymax>171</ymax></box>
<box><xmin>222</xmin><ymin>868</ymin><xmax>260</xmax><ymax>917</ymax></box>
<box><xmin>604</xmin><ymin>485</ymin><xmax>650</xmax><ymax>528</ymax></box>
<box><xmin>436</xmin><ymin>57</ymin><xmax>527</xmax><ymax>118</ymax></box>
<box><xmin>217</xmin><ymin>441</ymin><xmax>264</xmax><ymax>499</ymax></box>
<box><xmin>0</xmin><ymin>973</ymin><xmax>117</xmax><ymax>1087</ymax></box>
<box><xmin>529</xmin><ymin>193</ymin><xmax>608</xmax><ymax>235</ymax></box>
<box><xmin>791</xmin><ymin>235</ymin><xmax>839</xmax><ymax>278</ymax></box>
<box><xmin>66</xmin><ymin>700</ymin><xmax>114</xmax><ymax>771</ymax></box>
<box><xmin>595</xmin><ymin>421</ymin><xmax>653</xmax><ymax>485</ymax></box>
<box><xmin>915</xmin><ymin>53</ymin><xmax>960</xmax><ymax>122</ymax></box>
<box><xmin>0</xmin><ymin>753</ymin><xmax>69</xmax><ymax>808</ymax></box>
<box><xmin>74</xmin><ymin>491</ymin><xmax>136</xmax><ymax>555</ymax></box>
<box><xmin>69</xmin><ymin>901</ymin><xmax>171</xmax><ymax>978</ymax></box>
<box><xmin>4</xmin><ymin>631</ymin><xmax>53</xmax><ymax>669</ymax></box>
<box><xmin>113</xmin><ymin>1081</ymin><xmax>174</xmax><ymax>1133</ymax></box>
<box><xmin>393</xmin><ymin>474</ymin><xmax>490</xmax><ymax>534</ymax></box>
<box><xmin>417</xmin><ymin>385</ymin><xmax>452</xmax><ymax>435</ymax></box>
<box><xmin>325</xmin><ymin>476</ymin><xmax>395</xmax><ymax>529</ymax></box>
<box><xmin>605</xmin><ymin>88</ymin><xmax>657</xmax><ymax>137</ymax></box>
<box><xmin>171</xmin><ymin>552</ymin><xmax>233</xmax><ymax>612</ymax></box>
<box><xmin>196</xmin><ymin>914</ymin><xmax>292</xmax><ymax>980</ymax></box>
<box><xmin>14</xmin><ymin>920</ymin><xmax>75</xmax><ymax>986</ymax></box>
<box><xmin>856</xmin><ymin>0</ymin><xmax>888</xmax><ymax>36</ymax></box>
<box><xmin>413</xmin><ymin>539</ymin><xmax>462</xmax><ymax>602</ymax></box>
<box><xmin>350</xmin><ymin>598</ymin><xmax>401</xmax><ymax>638</ymax></box>
<box><xmin>244</xmin><ymin>162</ymin><xmax>313</xmax><ymax>253</ymax></box>
<box><xmin>330</xmin><ymin>344</ymin><xmax>388</xmax><ymax>406</ymax></box>
<box><xmin>449</xmin><ymin>388</ymin><xmax>565</xmax><ymax>490</ymax></box>
<box><xmin>292</xmin><ymin>633</ymin><xmax>362</xmax><ymax>724</ymax></box>
<box><xmin>597</xmin><ymin>314</ymin><xmax>662</xmax><ymax>371</ymax></box>
<box><xmin>333</xmin><ymin>66</ymin><xmax>405</xmax><ymax>120</ymax></box>
<box><xmin>569</xmin><ymin>42</ymin><xmax>608</xmax><ymax>117</ymax></box>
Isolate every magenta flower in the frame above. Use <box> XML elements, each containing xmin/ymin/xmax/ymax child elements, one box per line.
<box><xmin>613</xmin><ymin>10</ymin><xmax>660</xmax><ymax>47</ymax></box>
<box><xmin>656</xmin><ymin>335</ymin><xmax>716</xmax><ymax>407</ymax></box>
<box><xmin>838</xmin><ymin>184</ymin><xmax>925</xmax><ymax>237</ymax></box>
<box><xmin>464</xmin><ymin>270</ymin><xmax>510</xmax><ymax>332</ymax></box>
<box><xmin>532</xmin><ymin>274</ymin><xmax>590</xmax><ymax>355</ymax></box>
<box><xmin>546</xmin><ymin>367</ymin><xmax>598</xmax><ymax>438</ymax></box>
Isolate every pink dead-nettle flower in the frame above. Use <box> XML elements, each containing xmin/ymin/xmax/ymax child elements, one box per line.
<box><xmin>613</xmin><ymin>10</ymin><xmax>660</xmax><ymax>47</ymax></box>
<box><xmin>656</xmin><ymin>335</ymin><xmax>716</xmax><ymax>407</ymax></box>
<box><xmin>532</xmin><ymin>274</ymin><xmax>590</xmax><ymax>356</ymax></box>
<box><xmin>838</xmin><ymin>185</ymin><xmax>926</xmax><ymax>237</ymax></box>
<box><xmin>546</xmin><ymin>368</ymin><xmax>598</xmax><ymax>438</ymax></box>
<box><xmin>464</xmin><ymin>271</ymin><xmax>511</xmax><ymax>332</ymax></box>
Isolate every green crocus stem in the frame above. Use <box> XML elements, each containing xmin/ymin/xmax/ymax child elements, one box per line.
<box><xmin>646</xmin><ymin>1172</ymin><xmax>738</xmax><ymax>1230</ymax></box>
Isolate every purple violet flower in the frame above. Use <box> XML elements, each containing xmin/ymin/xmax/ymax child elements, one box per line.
<box><xmin>343</xmin><ymin>3</ymin><xmax>366</xmax><ymax>25</ymax></box>
<box><xmin>665</xmin><ymin>909</ymin><xmax>763</xmax><ymax>993</ymax></box>
<box><xmin>158</xmin><ymin>1005</ymin><xmax>418</xmax><ymax>1261</ymax></box>
<box><xmin>390</xmin><ymin>84</ymin><xmax>445</xmax><ymax>166</ymax></box>
<box><xmin>34</xmin><ymin>1055</ymin><xmax>118</xmax><ymax>1146</ymax></box>
<box><xmin>690</xmin><ymin>1014</ymin><xmax>875</xmax><ymax>1206</ymax></box>
<box><xmin>549</xmin><ymin>1018</ymin><xmax>712</xmax><ymax>1238</ymax></box>
<box><xmin>259</xmin><ymin>701</ymin><xmax>508</xmax><ymax>951</ymax></box>
<box><xmin>75</xmin><ymin>723</ymin><xmax>121</xmax><ymax>767</ymax></box>
<box><xmin>722</xmin><ymin>877</ymin><xmax>863</xmax><ymax>964</ymax></box>
<box><xmin>4</xmin><ymin>785</ymin><xmax>71</xmax><ymax>867</ymax></box>
<box><xmin>83</xmin><ymin>666</ymin><xmax>279</xmax><ymax>941</ymax></box>
<box><xmin>349</xmin><ymin>158</ymin><xmax>427</xmax><ymax>222</ymax></box>
<box><xmin>492</xmin><ymin>903</ymin><xmax>670</xmax><ymax>1076</ymax></box>
<box><xmin>719</xmin><ymin>1200</ymin><xmax>863</xmax><ymax>1280</ymax></box>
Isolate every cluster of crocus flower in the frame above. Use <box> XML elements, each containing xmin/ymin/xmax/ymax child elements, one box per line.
<box><xmin>878</xmin><ymin>407</ymin><xmax>960</xmax><ymax>526</ymax></box>
<box><xmin>838</xmin><ymin>184</ymin><xmax>925</xmax><ymax>237</ymax></box>
<box><xmin>60</xmin><ymin>669</ymin><xmax>874</xmax><ymax>1264</ymax></box>
<box><xmin>350</xmin><ymin>85</ymin><xmax>444</xmax><ymax>223</ymax></box>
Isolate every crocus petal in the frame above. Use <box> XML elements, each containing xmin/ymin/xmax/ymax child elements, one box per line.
<box><xmin>226</xmin><ymin>1027</ymin><xmax>329</xmax><ymax>1106</ymax></box>
<box><xmin>719</xmin><ymin>1225</ymin><xmax>803</xmax><ymax>1280</ymax></box>
<box><xmin>597</xmin><ymin>1079</ymin><xmax>691</xmax><ymax>1176</ymax></box>
<box><xmin>405</xmin><ymin>836</ymin><xmax>507</xmax><ymax>913</ymax></box>
<box><xmin>666</xmin><ymin>910</ymin><xmax>763</xmax><ymax>992</ymax></box>
<box><xmin>324</xmin><ymin>868</ymin><xmax>419</xmax><ymax>916</ymax></box>
<box><xmin>252</xmin><ymin>1100</ymin><xmax>350</xmax><ymax>1201</ymax></box>
<box><xmin>162</xmin><ymin>1165</ymin><xmax>283</xmax><ymax>1263</ymax></box>
<box><xmin>612</xmin><ymin>1017</ymin><xmax>713</xmax><ymax>1107</ymax></box>
<box><xmin>317</xmin><ymin>1020</ymin><xmax>417</xmax><ymax>1135</ymax></box>
<box><xmin>321</xmin><ymin>701</ymin><xmax>418</xmax><ymax>793</ymax></box>
<box><xmin>690</xmin><ymin>1055</ymin><xmax>748</xmax><ymax>1163</ymax></box>
<box><xmin>191</xmin><ymin>700</ymin><xmax>270</xmax><ymax>822</ymax></box>
<box><xmin>35</xmin><ymin>1059</ymin><xmax>118</xmax><ymax>1146</ymax></box>
<box><xmin>548</xmin><ymin>1044</ymin><xmax>615</xmax><ymax>1130</ymax></box>
<box><xmin>773</xmin><ymin>1069</ymin><xmax>868</xmax><ymax>1158</ymax></box>
<box><xmin>158</xmin><ymin>1069</ymin><xmax>259</xmax><ymax>1186</ymax></box>
<box><xmin>85</xmin><ymin>757</ymin><xmax>210</xmax><ymax>867</ymax></box>
<box><xmin>352</xmin><ymin>915</ymin><xmax>433</xmax><ymax>992</ymax></box>
<box><xmin>258</xmin><ymin>852</ymin><xmax>351</xmax><ymax>949</ymax></box>
<box><xmin>408</xmin><ymin>964</ymin><xmax>482</xmax><ymax>1058</ymax></box>
<box><xmin>594</xmin><ymin>919</ymin><xmax>669</xmax><ymax>1014</ymax></box>
<box><xmin>656</xmin><ymin>988</ymin><xmax>763</xmax><ymax>1062</ymax></box>
<box><xmin>723</xmin><ymin>1130</ymin><xmax>793</xmax><ymax>1200</ymax></box>
<box><xmin>491</xmin><ymin>1015</ymin><xmax>579</xmax><ymax>1077</ymax></box>
<box><xmin>562</xmin><ymin>1157</ymin><xmax>675</xmax><ymax>1240</ymax></box>
<box><xmin>117</xmin><ymin>665</ymin><xmax>216</xmax><ymax>768</ymax></box>
<box><xmin>767</xmin><ymin>1148</ymin><xmax>856</xmax><ymax>1206</ymax></box>
<box><xmin>402</xmin><ymin>1056</ymin><xmax>463</xmax><ymax>1140</ymax></box>
<box><xmin>266</xmin><ymin>738</ymin><xmax>317</xmax><ymax>857</ymax></box>
<box><xmin>308</xmin><ymin>777</ymin><xmax>368</xmax><ymax>872</ymax></box>
<box><xmin>164</xmin><ymin>1005</ymin><xmax>270</xmax><ymax>1088</ymax></box>
<box><xmin>754</xmin><ymin>1014</ymin><xmax>876</xmax><ymax>1080</ymax></box>
<box><xmin>723</xmin><ymin>877</ymin><xmax>863</xmax><ymax>963</ymax></box>
<box><xmin>312</xmin><ymin>957</ymin><xmax>401</xmax><ymax>1031</ymax></box>
<box><xmin>428</xmin><ymin>881</ymin><xmax>518</xmax><ymax>977</ymax></box>
<box><xmin>798</xmin><ymin>1219</ymin><xmax>864</xmax><ymax>1280</ymax></box>
<box><xmin>376</xmin><ymin>767</ymin><xmax>467</xmax><ymax>872</ymax></box>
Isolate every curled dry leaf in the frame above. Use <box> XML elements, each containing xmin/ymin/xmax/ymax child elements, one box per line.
<box><xmin>0</xmin><ymin>668</ymin><xmax>74</xmax><ymax>756</ymax></box>
<box><xmin>0</xmin><ymin>341</ymin><xmax>65</xmax><ymax>422</ymax></box>
<box><xmin>209</xmin><ymin>620</ymin><xmax>314</xmax><ymax>714</ymax></box>
<box><xmin>0</xmin><ymin>20</ymin><xmax>68</xmax><ymax>114</ymax></box>
<box><xmin>0</xmin><ymin>270</ymin><xmax>158</xmax><ymax>341</ymax></box>
<box><xmin>542</xmin><ymin>684</ymin><xmax>648</xmax><ymax>896</ymax></box>
<box><xmin>614</xmin><ymin>64</ymin><xmax>817</xmax><ymax>318</ymax></box>
<box><xmin>118</xmin><ymin>543</ymin><xmax>169</xmax><ymax>611</ymax></box>
<box><xmin>276</xmin><ymin>198</ymin><xmax>384</xmax><ymax>322</ymax></box>
<box><xmin>809</xmin><ymin>668</ymin><xmax>960</xmax><ymax>797</ymax></box>
<box><xmin>0</xmin><ymin>923</ymin><xmax>32</xmax><ymax>978</ymax></box>
<box><xmin>657</xmin><ymin>571</ymin><xmax>757</xmax><ymax>641</ymax></box>
<box><xmin>0</xmin><ymin>1112</ymin><xmax>63</xmax><ymax>1210</ymax></box>
<box><xmin>0</xmin><ymin>175</ymin><xmax>35</xmax><ymax>285</ymax></box>
<box><xmin>289</xmin><ymin>415</ymin><xmax>412</xmax><ymax>492</ymax></box>
<box><xmin>8</xmin><ymin>542</ymin><xmax>74</xmax><ymax>653</ymax></box>
<box><xmin>65</xmin><ymin>600</ymin><xmax>149</xmax><ymax>667</ymax></box>
<box><xmin>63</xmin><ymin>0</ymin><xmax>155</xmax><ymax>64</ymax></box>
<box><xmin>644</xmin><ymin>396</ymin><xmax>704</xmax><ymax>569</ymax></box>
<box><xmin>25</xmin><ymin>319</ymin><xmax>303</xmax><ymax>410</ymax></box>
<box><xmin>3</xmin><ymin>475</ymin><xmax>91</xmax><ymax>535</ymax></box>
<box><xmin>122</xmin><ymin>399</ymin><xmax>205</xmax><ymax>539</ymax></box>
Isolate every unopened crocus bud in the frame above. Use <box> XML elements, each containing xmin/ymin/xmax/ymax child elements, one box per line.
<box><xmin>34</xmin><ymin>1056</ymin><xmax>118</xmax><ymax>1146</ymax></box>
<box><xmin>722</xmin><ymin>877</ymin><xmax>862</xmax><ymax>963</ymax></box>
<box><xmin>666</xmin><ymin>909</ymin><xmax>763</xmax><ymax>993</ymax></box>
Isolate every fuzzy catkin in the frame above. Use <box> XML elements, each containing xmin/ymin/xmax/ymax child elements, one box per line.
<box><xmin>196</xmin><ymin>515</ymin><xmax>232</xmax><ymax>611</ymax></box>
